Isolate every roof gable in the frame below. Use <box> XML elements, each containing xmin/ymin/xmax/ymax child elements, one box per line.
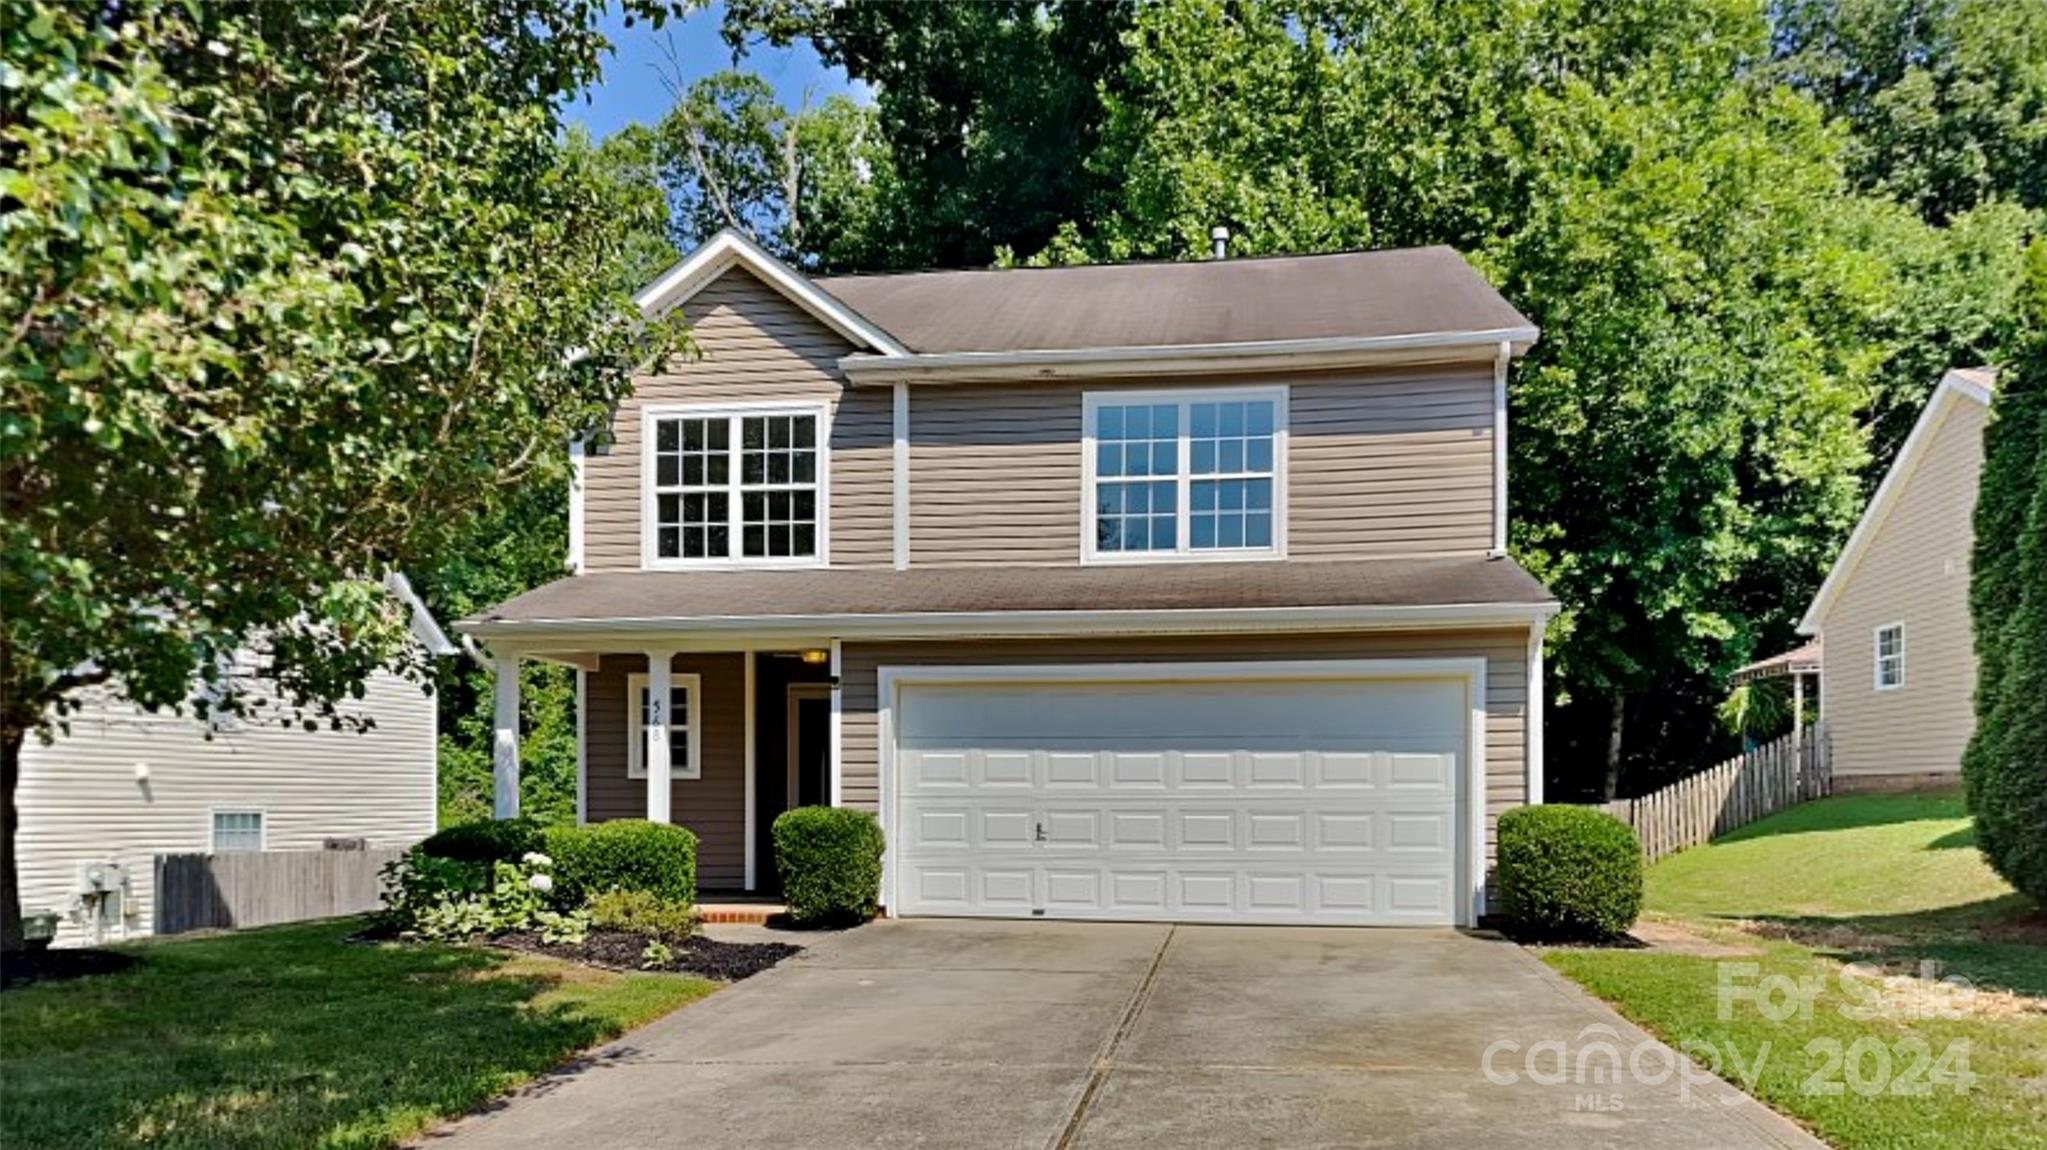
<box><xmin>1798</xmin><ymin>368</ymin><xmax>1995</xmax><ymax>634</ymax></box>
<box><xmin>632</xmin><ymin>229</ymin><xmax>909</xmax><ymax>356</ymax></box>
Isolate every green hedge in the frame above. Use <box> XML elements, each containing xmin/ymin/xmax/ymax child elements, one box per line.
<box><xmin>773</xmin><ymin>806</ymin><xmax>884</xmax><ymax>925</ymax></box>
<box><xmin>1496</xmin><ymin>804</ymin><xmax>1643</xmax><ymax>940</ymax></box>
<box><xmin>417</xmin><ymin>817</ymin><xmax>545</xmax><ymax>865</ymax></box>
<box><xmin>543</xmin><ymin>820</ymin><xmax>697</xmax><ymax>909</ymax></box>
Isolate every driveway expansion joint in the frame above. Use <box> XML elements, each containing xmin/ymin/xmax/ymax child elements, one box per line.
<box><xmin>1050</xmin><ymin>925</ymin><xmax>1176</xmax><ymax>1150</ymax></box>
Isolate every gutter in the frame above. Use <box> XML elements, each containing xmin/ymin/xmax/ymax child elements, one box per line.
<box><xmin>457</xmin><ymin>599</ymin><xmax>1561</xmax><ymax>645</ymax></box>
<box><xmin>839</xmin><ymin>326</ymin><xmax>1541</xmax><ymax>385</ymax></box>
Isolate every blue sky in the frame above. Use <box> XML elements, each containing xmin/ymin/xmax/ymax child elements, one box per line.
<box><xmin>564</xmin><ymin>2</ymin><xmax>862</xmax><ymax>140</ymax></box>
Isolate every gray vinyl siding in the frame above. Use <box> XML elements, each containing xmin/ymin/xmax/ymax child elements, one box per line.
<box><xmin>1816</xmin><ymin>395</ymin><xmax>1986</xmax><ymax>779</ymax></box>
<box><xmin>16</xmin><ymin>669</ymin><xmax>436</xmax><ymax>948</ymax></box>
<box><xmin>838</xmin><ymin>629</ymin><xmax>1530</xmax><ymax>867</ymax></box>
<box><xmin>582</xmin><ymin>267</ymin><xmax>892</xmax><ymax>571</ymax></box>
<box><xmin>583</xmin><ymin>652</ymin><xmax>749</xmax><ymax>888</ymax></box>
<box><xmin>586</xmin><ymin>265</ymin><xmax>1499</xmax><ymax>571</ymax></box>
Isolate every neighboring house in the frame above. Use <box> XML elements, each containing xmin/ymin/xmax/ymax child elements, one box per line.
<box><xmin>18</xmin><ymin>575</ymin><xmax>453</xmax><ymax>946</ymax></box>
<box><xmin>461</xmin><ymin>229</ymin><xmax>1558</xmax><ymax>928</ymax></box>
<box><xmin>1793</xmin><ymin>367</ymin><xmax>1996</xmax><ymax>791</ymax></box>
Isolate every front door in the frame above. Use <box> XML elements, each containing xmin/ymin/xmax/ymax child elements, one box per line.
<box><xmin>786</xmin><ymin>684</ymin><xmax>833</xmax><ymax>810</ymax></box>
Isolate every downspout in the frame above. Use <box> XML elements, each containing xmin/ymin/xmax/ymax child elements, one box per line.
<box><xmin>1491</xmin><ymin>340</ymin><xmax>1510</xmax><ymax>556</ymax></box>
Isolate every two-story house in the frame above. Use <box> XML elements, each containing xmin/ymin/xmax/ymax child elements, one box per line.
<box><xmin>459</xmin><ymin>230</ymin><xmax>1557</xmax><ymax>928</ymax></box>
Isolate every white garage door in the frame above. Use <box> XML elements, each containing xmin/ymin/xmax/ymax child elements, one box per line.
<box><xmin>889</xmin><ymin>668</ymin><xmax>1472</xmax><ymax>926</ymax></box>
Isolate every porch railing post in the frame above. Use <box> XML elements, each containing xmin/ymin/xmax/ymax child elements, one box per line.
<box><xmin>492</xmin><ymin>651</ymin><xmax>521</xmax><ymax>820</ymax></box>
<box><xmin>645</xmin><ymin>649</ymin><xmax>673</xmax><ymax>824</ymax></box>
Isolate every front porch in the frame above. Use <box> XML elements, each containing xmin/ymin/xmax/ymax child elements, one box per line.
<box><xmin>488</xmin><ymin>644</ymin><xmax>838</xmax><ymax>893</ymax></box>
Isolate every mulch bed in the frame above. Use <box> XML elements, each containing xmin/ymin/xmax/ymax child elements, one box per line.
<box><xmin>1</xmin><ymin>947</ymin><xmax>139</xmax><ymax>991</ymax></box>
<box><xmin>491</xmin><ymin>927</ymin><xmax>801</xmax><ymax>980</ymax></box>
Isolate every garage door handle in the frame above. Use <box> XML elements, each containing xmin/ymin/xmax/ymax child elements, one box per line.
<box><xmin>1034</xmin><ymin>821</ymin><xmax>1046</xmax><ymax>842</ymax></box>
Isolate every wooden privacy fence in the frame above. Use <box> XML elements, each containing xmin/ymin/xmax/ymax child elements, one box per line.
<box><xmin>1602</xmin><ymin>723</ymin><xmax>1832</xmax><ymax>864</ymax></box>
<box><xmin>154</xmin><ymin>847</ymin><xmax>405</xmax><ymax>936</ymax></box>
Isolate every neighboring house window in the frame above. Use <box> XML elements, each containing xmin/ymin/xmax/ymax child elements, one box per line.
<box><xmin>1874</xmin><ymin>623</ymin><xmax>1905</xmax><ymax>690</ymax></box>
<box><xmin>211</xmin><ymin>810</ymin><xmax>264</xmax><ymax>853</ymax></box>
<box><xmin>645</xmin><ymin>405</ymin><xmax>825</xmax><ymax>566</ymax></box>
<box><xmin>627</xmin><ymin>672</ymin><xmax>703</xmax><ymax>779</ymax></box>
<box><xmin>1083</xmin><ymin>386</ymin><xmax>1287</xmax><ymax>561</ymax></box>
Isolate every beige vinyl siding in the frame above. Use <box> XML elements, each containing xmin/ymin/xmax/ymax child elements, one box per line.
<box><xmin>583</xmin><ymin>653</ymin><xmax>749</xmax><ymax>888</ymax></box>
<box><xmin>17</xmin><ymin>669</ymin><xmax>435</xmax><ymax>948</ymax></box>
<box><xmin>907</xmin><ymin>364</ymin><xmax>1496</xmax><ymax>566</ymax></box>
<box><xmin>838</xmin><ymin>628</ymin><xmax>1529</xmax><ymax>868</ymax></box>
<box><xmin>583</xmin><ymin>267</ymin><xmax>894</xmax><ymax>571</ymax></box>
<box><xmin>1816</xmin><ymin>395</ymin><xmax>1986</xmax><ymax>779</ymax></box>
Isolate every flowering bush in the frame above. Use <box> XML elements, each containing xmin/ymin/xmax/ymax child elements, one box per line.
<box><xmin>381</xmin><ymin>851</ymin><xmax>587</xmax><ymax>943</ymax></box>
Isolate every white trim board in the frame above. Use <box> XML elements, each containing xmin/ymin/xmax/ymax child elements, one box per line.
<box><xmin>874</xmin><ymin>657</ymin><xmax>1491</xmax><ymax>927</ymax></box>
<box><xmin>839</xmin><ymin>326</ymin><xmax>1540</xmax><ymax>385</ymax></box>
<box><xmin>1799</xmin><ymin>368</ymin><xmax>1994</xmax><ymax>634</ymax></box>
<box><xmin>632</xmin><ymin>229</ymin><xmax>909</xmax><ymax>356</ymax></box>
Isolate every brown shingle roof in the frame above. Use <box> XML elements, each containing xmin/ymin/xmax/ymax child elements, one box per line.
<box><xmin>461</xmin><ymin>556</ymin><xmax>1553</xmax><ymax>634</ymax></box>
<box><xmin>813</xmin><ymin>247</ymin><xmax>1533</xmax><ymax>355</ymax></box>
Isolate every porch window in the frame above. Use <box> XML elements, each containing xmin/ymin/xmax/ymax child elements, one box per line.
<box><xmin>646</xmin><ymin>405</ymin><xmax>825</xmax><ymax>566</ymax></box>
<box><xmin>1083</xmin><ymin>386</ymin><xmax>1286</xmax><ymax>562</ymax></box>
<box><xmin>627</xmin><ymin>672</ymin><xmax>702</xmax><ymax>779</ymax></box>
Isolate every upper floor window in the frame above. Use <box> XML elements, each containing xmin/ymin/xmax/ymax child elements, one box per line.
<box><xmin>1083</xmin><ymin>386</ymin><xmax>1286</xmax><ymax>562</ymax></box>
<box><xmin>644</xmin><ymin>404</ymin><xmax>826</xmax><ymax>567</ymax></box>
<box><xmin>1874</xmin><ymin>623</ymin><xmax>1904</xmax><ymax>690</ymax></box>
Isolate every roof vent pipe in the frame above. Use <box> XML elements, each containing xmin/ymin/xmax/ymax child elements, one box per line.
<box><xmin>1210</xmin><ymin>225</ymin><xmax>1230</xmax><ymax>260</ymax></box>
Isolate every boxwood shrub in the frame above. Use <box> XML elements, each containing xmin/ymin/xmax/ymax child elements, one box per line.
<box><xmin>773</xmin><ymin>806</ymin><xmax>885</xmax><ymax>925</ymax></box>
<box><xmin>417</xmin><ymin>817</ymin><xmax>545</xmax><ymax>865</ymax></box>
<box><xmin>1496</xmin><ymin>804</ymin><xmax>1643</xmax><ymax>941</ymax></box>
<box><xmin>543</xmin><ymin>820</ymin><xmax>697</xmax><ymax>909</ymax></box>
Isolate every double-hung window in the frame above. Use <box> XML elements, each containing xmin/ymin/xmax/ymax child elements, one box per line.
<box><xmin>211</xmin><ymin>810</ymin><xmax>264</xmax><ymax>853</ymax></box>
<box><xmin>1874</xmin><ymin>623</ymin><xmax>1905</xmax><ymax>690</ymax></box>
<box><xmin>627</xmin><ymin>672</ymin><xmax>702</xmax><ymax>779</ymax></box>
<box><xmin>646</xmin><ymin>404</ymin><xmax>825</xmax><ymax>566</ymax></box>
<box><xmin>1084</xmin><ymin>386</ymin><xmax>1286</xmax><ymax>561</ymax></box>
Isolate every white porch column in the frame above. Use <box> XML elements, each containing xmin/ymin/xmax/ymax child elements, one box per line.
<box><xmin>492</xmin><ymin>653</ymin><xmax>521</xmax><ymax>820</ymax></box>
<box><xmin>645</xmin><ymin>650</ymin><xmax>673</xmax><ymax>824</ymax></box>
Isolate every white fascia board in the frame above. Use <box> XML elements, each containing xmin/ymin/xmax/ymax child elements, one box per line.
<box><xmin>1797</xmin><ymin>370</ymin><xmax>1993</xmax><ymax>635</ymax></box>
<box><xmin>456</xmin><ymin>599</ymin><xmax>1560</xmax><ymax>644</ymax></box>
<box><xmin>631</xmin><ymin>228</ymin><xmax>910</xmax><ymax>356</ymax></box>
<box><xmin>384</xmin><ymin>571</ymin><xmax>459</xmax><ymax>657</ymax></box>
<box><xmin>838</xmin><ymin>326</ymin><xmax>1541</xmax><ymax>385</ymax></box>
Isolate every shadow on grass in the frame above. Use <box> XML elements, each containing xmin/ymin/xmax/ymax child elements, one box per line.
<box><xmin>0</xmin><ymin>918</ymin><xmax>664</xmax><ymax>1150</ymax></box>
<box><xmin>1925</xmin><ymin>824</ymin><xmax>1977</xmax><ymax>850</ymax></box>
<box><xmin>1738</xmin><ymin>895</ymin><xmax>2047</xmax><ymax>999</ymax></box>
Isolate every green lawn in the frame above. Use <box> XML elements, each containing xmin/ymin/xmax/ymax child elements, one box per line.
<box><xmin>1545</xmin><ymin>794</ymin><xmax>2047</xmax><ymax>1150</ymax></box>
<box><xmin>0</xmin><ymin>918</ymin><xmax>716</xmax><ymax>1150</ymax></box>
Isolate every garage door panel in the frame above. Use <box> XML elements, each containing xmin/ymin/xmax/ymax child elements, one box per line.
<box><xmin>892</xmin><ymin>674</ymin><xmax>1467</xmax><ymax>926</ymax></box>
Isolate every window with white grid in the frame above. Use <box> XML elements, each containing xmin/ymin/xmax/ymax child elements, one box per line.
<box><xmin>1084</xmin><ymin>387</ymin><xmax>1285</xmax><ymax>562</ymax></box>
<box><xmin>647</xmin><ymin>406</ymin><xmax>824</xmax><ymax>566</ymax></box>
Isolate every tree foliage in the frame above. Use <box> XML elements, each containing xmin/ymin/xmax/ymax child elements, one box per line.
<box><xmin>720</xmin><ymin>0</ymin><xmax>1134</xmax><ymax>269</ymax></box>
<box><xmin>1771</xmin><ymin>0</ymin><xmax>2047</xmax><ymax>223</ymax></box>
<box><xmin>1963</xmin><ymin>241</ymin><xmax>2047</xmax><ymax>903</ymax></box>
<box><xmin>0</xmin><ymin>0</ymin><xmax>686</xmax><ymax>948</ymax></box>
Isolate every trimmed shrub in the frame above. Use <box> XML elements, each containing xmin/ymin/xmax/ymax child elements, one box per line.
<box><xmin>418</xmin><ymin>817</ymin><xmax>545</xmax><ymax>865</ymax></box>
<box><xmin>773</xmin><ymin>806</ymin><xmax>885</xmax><ymax>925</ymax></box>
<box><xmin>1496</xmin><ymin>805</ymin><xmax>1643</xmax><ymax>940</ymax></box>
<box><xmin>588</xmin><ymin>888</ymin><xmax>697</xmax><ymax>941</ymax></box>
<box><xmin>543</xmin><ymin>820</ymin><xmax>697</xmax><ymax>908</ymax></box>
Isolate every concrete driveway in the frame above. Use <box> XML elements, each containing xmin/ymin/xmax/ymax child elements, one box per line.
<box><xmin>423</xmin><ymin>921</ymin><xmax>1822</xmax><ymax>1150</ymax></box>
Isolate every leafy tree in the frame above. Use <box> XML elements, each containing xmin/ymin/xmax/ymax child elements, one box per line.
<box><xmin>721</xmin><ymin>0</ymin><xmax>1134</xmax><ymax>269</ymax></box>
<box><xmin>654</xmin><ymin>70</ymin><xmax>890</xmax><ymax>271</ymax></box>
<box><xmin>0</xmin><ymin>0</ymin><xmax>685</xmax><ymax>950</ymax></box>
<box><xmin>1963</xmin><ymin>240</ymin><xmax>2047</xmax><ymax>902</ymax></box>
<box><xmin>1055</xmin><ymin>0</ymin><xmax>2028</xmax><ymax>795</ymax></box>
<box><xmin>1770</xmin><ymin>0</ymin><xmax>2047</xmax><ymax>223</ymax></box>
